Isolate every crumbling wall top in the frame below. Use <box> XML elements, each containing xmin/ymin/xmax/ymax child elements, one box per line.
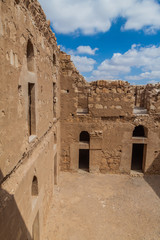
<box><xmin>15</xmin><ymin>0</ymin><xmax>58</xmax><ymax>47</ymax></box>
<box><xmin>91</xmin><ymin>80</ymin><xmax>130</xmax><ymax>87</ymax></box>
<box><xmin>60</xmin><ymin>51</ymin><xmax>87</xmax><ymax>84</ymax></box>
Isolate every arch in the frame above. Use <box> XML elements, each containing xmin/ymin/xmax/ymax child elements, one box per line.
<box><xmin>132</xmin><ymin>125</ymin><xmax>147</xmax><ymax>137</ymax></box>
<box><xmin>79</xmin><ymin>131</ymin><xmax>90</xmax><ymax>142</ymax></box>
<box><xmin>31</xmin><ymin>176</ymin><xmax>38</xmax><ymax>196</ymax></box>
<box><xmin>27</xmin><ymin>39</ymin><xmax>34</xmax><ymax>72</ymax></box>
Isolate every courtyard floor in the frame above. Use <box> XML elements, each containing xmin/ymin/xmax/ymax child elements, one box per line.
<box><xmin>44</xmin><ymin>171</ymin><xmax>160</xmax><ymax>240</ymax></box>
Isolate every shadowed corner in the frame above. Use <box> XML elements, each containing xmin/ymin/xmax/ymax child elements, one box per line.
<box><xmin>144</xmin><ymin>152</ymin><xmax>160</xmax><ymax>199</ymax></box>
<box><xmin>0</xmin><ymin>169</ymin><xmax>32</xmax><ymax>240</ymax></box>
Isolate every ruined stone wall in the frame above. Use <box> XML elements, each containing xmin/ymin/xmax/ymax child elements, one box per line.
<box><xmin>145</xmin><ymin>83</ymin><xmax>160</xmax><ymax>114</ymax></box>
<box><xmin>88</xmin><ymin>80</ymin><xmax>134</xmax><ymax>117</ymax></box>
<box><xmin>1</xmin><ymin>0</ymin><xmax>160</xmax><ymax>238</ymax></box>
<box><xmin>0</xmin><ymin>0</ymin><xmax>60</xmax><ymax>239</ymax></box>
<box><xmin>134</xmin><ymin>84</ymin><xmax>160</xmax><ymax>114</ymax></box>
<box><xmin>60</xmin><ymin>52</ymin><xmax>160</xmax><ymax>175</ymax></box>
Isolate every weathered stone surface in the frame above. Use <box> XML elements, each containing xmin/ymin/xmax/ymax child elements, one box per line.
<box><xmin>0</xmin><ymin>0</ymin><xmax>60</xmax><ymax>239</ymax></box>
<box><xmin>60</xmin><ymin>52</ymin><xmax>160</xmax><ymax>176</ymax></box>
<box><xmin>1</xmin><ymin>0</ymin><xmax>160</xmax><ymax>239</ymax></box>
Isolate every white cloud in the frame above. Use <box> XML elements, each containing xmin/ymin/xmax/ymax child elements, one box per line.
<box><xmin>127</xmin><ymin>71</ymin><xmax>160</xmax><ymax>81</ymax></box>
<box><xmin>89</xmin><ymin>44</ymin><xmax>160</xmax><ymax>81</ymax></box>
<box><xmin>71</xmin><ymin>55</ymin><xmax>96</xmax><ymax>72</ymax></box>
<box><xmin>39</xmin><ymin>0</ymin><xmax>160</xmax><ymax>35</ymax></box>
<box><xmin>77</xmin><ymin>46</ymin><xmax>98</xmax><ymax>55</ymax></box>
<box><xmin>67</xmin><ymin>46</ymin><xmax>99</xmax><ymax>55</ymax></box>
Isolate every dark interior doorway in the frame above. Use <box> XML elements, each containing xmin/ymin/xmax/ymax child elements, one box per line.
<box><xmin>131</xmin><ymin>144</ymin><xmax>144</xmax><ymax>171</ymax></box>
<box><xmin>79</xmin><ymin>149</ymin><xmax>89</xmax><ymax>171</ymax></box>
<box><xmin>133</xmin><ymin>125</ymin><xmax>146</xmax><ymax>137</ymax></box>
<box><xmin>80</xmin><ymin>131</ymin><xmax>90</xmax><ymax>142</ymax></box>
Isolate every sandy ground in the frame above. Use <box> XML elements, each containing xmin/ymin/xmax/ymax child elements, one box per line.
<box><xmin>44</xmin><ymin>171</ymin><xmax>160</xmax><ymax>240</ymax></box>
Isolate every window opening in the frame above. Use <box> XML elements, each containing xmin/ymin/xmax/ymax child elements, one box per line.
<box><xmin>32</xmin><ymin>176</ymin><xmax>38</xmax><ymax>196</ymax></box>
<box><xmin>28</xmin><ymin>83</ymin><xmax>36</xmax><ymax>136</ymax></box>
<box><xmin>53</xmin><ymin>83</ymin><xmax>56</xmax><ymax>118</ymax></box>
<box><xmin>27</xmin><ymin>40</ymin><xmax>34</xmax><ymax>72</ymax></box>
<box><xmin>53</xmin><ymin>53</ymin><xmax>56</xmax><ymax>65</ymax></box>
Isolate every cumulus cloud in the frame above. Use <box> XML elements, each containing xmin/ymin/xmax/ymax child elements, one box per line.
<box><xmin>77</xmin><ymin>46</ymin><xmax>98</xmax><ymax>55</ymax></box>
<box><xmin>39</xmin><ymin>0</ymin><xmax>160</xmax><ymax>35</ymax></box>
<box><xmin>71</xmin><ymin>55</ymin><xmax>96</xmax><ymax>72</ymax></box>
<box><xmin>67</xmin><ymin>46</ymin><xmax>99</xmax><ymax>55</ymax></box>
<box><xmin>89</xmin><ymin>44</ymin><xmax>160</xmax><ymax>81</ymax></box>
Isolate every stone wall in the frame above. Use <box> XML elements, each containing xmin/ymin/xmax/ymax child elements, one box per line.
<box><xmin>88</xmin><ymin>80</ymin><xmax>134</xmax><ymax>117</ymax></box>
<box><xmin>60</xmin><ymin>52</ymin><xmax>160</xmax><ymax>175</ymax></box>
<box><xmin>1</xmin><ymin>0</ymin><xmax>160</xmax><ymax>239</ymax></box>
<box><xmin>0</xmin><ymin>0</ymin><xmax>60</xmax><ymax>239</ymax></box>
<box><xmin>134</xmin><ymin>84</ymin><xmax>160</xmax><ymax>113</ymax></box>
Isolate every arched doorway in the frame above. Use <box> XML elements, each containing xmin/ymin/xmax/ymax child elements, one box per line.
<box><xmin>131</xmin><ymin>125</ymin><xmax>147</xmax><ymax>171</ymax></box>
<box><xmin>79</xmin><ymin>131</ymin><xmax>90</xmax><ymax>171</ymax></box>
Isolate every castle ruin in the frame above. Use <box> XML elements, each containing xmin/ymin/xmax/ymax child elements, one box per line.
<box><xmin>0</xmin><ymin>0</ymin><xmax>160</xmax><ymax>239</ymax></box>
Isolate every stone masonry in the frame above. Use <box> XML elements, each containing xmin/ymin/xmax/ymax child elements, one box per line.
<box><xmin>0</xmin><ymin>0</ymin><xmax>160</xmax><ymax>239</ymax></box>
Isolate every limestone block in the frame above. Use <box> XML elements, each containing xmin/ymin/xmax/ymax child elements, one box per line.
<box><xmin>95</xmin><ymin>104</ymin><xmax>103</xmax><ymax>109</ymax></box>
<box><xmin>117</xmin><ymin>88</ymin><xmax>123</xmax><ymax>93</ymax></box>
<box><xmin>112</xmin><ymin>88</ymin><xmax>117</xmax><ymax>93</ymax></box>
<box><xmin>88</xmin><ymin>104</ymin><xmax>93</xmax><ymax>108</ymax></box>
<box><xmin>115</xmin><ymin>106</ymin><xmax>122</xmax><ymax>110</ymax></box>
<box><xmin>150</xmin><ymin>105</ymin><xmax>156</xmax><ymax>110</ymax></box>
<box><xmin>102</xmin><ymin>88</ymin><xmax>109</xmax><ymax>93</ymax></box>
<box><xmin>88</xmin><ymin>97</ymin><xmax>94</xmax><ymax>102</ymax></box>
<box><xmin>96</xmin><ymin>88</ymin><xmax>100</xmax><ymax>93</ymax></box>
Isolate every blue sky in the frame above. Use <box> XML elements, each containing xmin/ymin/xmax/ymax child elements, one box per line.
<box><xmin>39</xmin><ymin>0</ymin><xmax>160</xmax><ymax>85</ymax></box>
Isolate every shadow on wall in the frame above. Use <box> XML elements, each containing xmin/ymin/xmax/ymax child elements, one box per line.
<box><xmin>0</xmin><ymin>170</ymin><xmax>31</xmax><ymax>240</ymax></box>
<box><xmin>145</xmin><ymin>152</ymin><xmax>160</xmax><ymax>175</ymax></box>
<box><xmin>144</xmin><ymin>175</ymin><xmax>160</xmax><ymax>199</ymax></box>
<box><xmin>144</xmin><ymin>152</ymin><xmax>160</xmax><ymax>199</ymax></box>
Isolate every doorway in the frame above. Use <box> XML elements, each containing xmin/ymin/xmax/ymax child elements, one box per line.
<box><xmin>79</xmin><ymin>149</ymin><xmax>89</xmax><ymax>171</ymax></box>
<box><xmin>131</xmin><ymin>144</ymin><xmax>146</xmax><ymax>171</ymax></box>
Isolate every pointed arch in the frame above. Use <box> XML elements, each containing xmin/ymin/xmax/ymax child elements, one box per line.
<box><xmin>31</xmin><ymin>176</ymin><xmax>38</xmax><ymax>196</ymax></box>
<box><xmin>27</xmin><ymin>39</ymin><xmax>34</xmax><ymax>72</ymax></box>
